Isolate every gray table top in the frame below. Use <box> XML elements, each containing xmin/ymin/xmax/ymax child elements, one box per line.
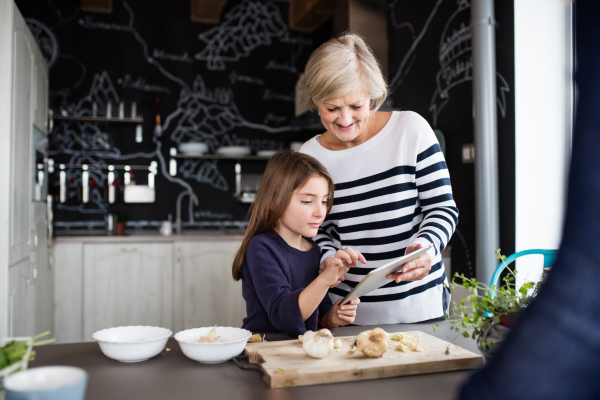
<box><xmin>29</xmin><ymin>322</ymin><xmax>481</xmax><ymax>400</ymax></box>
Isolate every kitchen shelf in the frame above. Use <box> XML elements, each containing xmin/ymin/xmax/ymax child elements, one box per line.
<box><xmin>57</xmin><ymin>163</ymin><xmax>154</xmax><ymax>171</ymax></box>
<box><xmin>51</xmin><ymin>115</ymin><xmax>144</xmax><ymax>124</ymax></box>
<box><xmin>174</xmin><ymin>154</ymin><xmax>272</xmax><ymax>161</ymax></box>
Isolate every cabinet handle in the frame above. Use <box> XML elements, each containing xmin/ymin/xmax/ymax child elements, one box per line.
<box><xmin>176</xmin><ymin>247</ymin><xmax>181</xmax><ymax>263</ymax></box>
<box><xmin>120</xmin><ymin>247</ymin><xmax>138</xmax><ymax>252</ymax></box>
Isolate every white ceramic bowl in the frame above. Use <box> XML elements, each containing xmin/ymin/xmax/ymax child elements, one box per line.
<box><xmin>175</xmin><ymin>326</ymin><xmax>252</xmax><ymax>364</ymax></box>
<box><xmin>3</xmin><ymin>366</ymin><xmax>88</xmax><ymax>400</ymax></box>
<box><xmin>92</xmin><ymin>326</ymin><xmax>172</xmax><ymax>363</ymax></box>
<box><xmin>216</xmin><ymin>146</ymin><xmax>252</xmax><ymax>156</ymax></box>
<box><xmin>257</xmin><ymin>149</ymin><xmax>278</xmax><ymax>157</ymax></box>
<box><xmin>179</xmin><ymin>142</ymin><xmax>208</xmax><ymax>155</ymax></box>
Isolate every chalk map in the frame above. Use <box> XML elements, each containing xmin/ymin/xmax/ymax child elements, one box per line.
<box><xmin>388</xmin><ymin>0</ymin><xmax>510</xmax><ymax>127</ymax></box>
<box><xmin>20</xmin><ymin>0</ymin><xmax>321</xmax><ymax>229</ymax></box>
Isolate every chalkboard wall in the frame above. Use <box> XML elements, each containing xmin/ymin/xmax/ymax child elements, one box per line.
<box><xmin>16</xmin><ymin>0</ymin><xmax>333</xmax><ymax>231</ymax></box>
<box><xmin>18</xmin><ymin>0</ymin><xmax>516</xmax><ymax>278</ymax></box>
<box><xmin>387</xmin><ymin>0</ymin><xmax>515</xmax><ymax>277</ymax></box>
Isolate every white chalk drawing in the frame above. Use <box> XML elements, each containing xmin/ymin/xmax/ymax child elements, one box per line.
<box><xmin>117</xmin><ymin>74</ymin><xmax>172</xmax><ymax>94</ymax></box>
<box><xmin>428</xmin><ymin>1</ymin><xmax>510</xmax><ymax>126</ymax></box>
<box><xmin>77</xmin><ymin>15</ymin><xmax>130</xmax><ymax>32</ymax></box>
<box><xmin>265</xmin><ymin>44</ymin><xmax>304</xmax><ymax>75</ymax></box>
<box><xmin>263</xmin><ymin>112</ymin><xmax>287</xmax><ymax>125</ymax></box>
<box><xmin>152</xmin><ymin>49</ymin><xmax>194</xmax><ymax>63</ymax></box>
<box><xmin>194</xmin><ymin>0</ymin><xmax>288</xmax><ymax>70</ymax></box>
<box><xmin>389</xmin><ymin>0</ymin><xmax>444</xmax><ymax>91</ymax></box>
<box><xmin>278</xmin><ymin>32</ymin><xmax>313</xmax><ymax>47</ymax></box>
<box><xmin>26</xmin><ymin>18</ymin><xmax>59</xmax><ymax>68</ymax></box>
<box><xmin>36</xmin><ymin>0</ymin><xmax>304</xmax><ymax>226</ymax></box>
<box><xmin>49</xmin><ymin>121</ymin><xmax>118</xmax><ymax>156</ymax></box>
<box><xmin>179</xmin><ymin>160</ymin><xmax>229</xmax><ymax>191</ymax></box>
<box><xmin>194</xmin><ymin>210</ymin><xmax>234</xmax><ymax>220</ymax></box>
<box><xmin>388</xmin><ymin>0</ymin><xmax>510</xmax><ymax>126</ymax></box>
<box><xmin>229</xmin><ymin>71</ymin><xmax>265</xmax><ymax>86</ymax></box>
<box><xmin>69</xmin><ymin>71</ymin><xmax>120</xmax><ymax>116</ymax></box>
<box><xmin>165</xmin><ymin>75</ymin><xmax>296</xmax><ymax>152</ymax></box>
<box><xmin>262</xmin><ymin>89</ymin><xmax>294</xmax><ymax>103</ymax></box>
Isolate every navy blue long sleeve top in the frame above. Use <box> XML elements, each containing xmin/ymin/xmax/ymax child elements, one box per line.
<box><xmin>241</xmin><ymin>230</ymin><xmax>333</xmax><ymax>338</ymax></box>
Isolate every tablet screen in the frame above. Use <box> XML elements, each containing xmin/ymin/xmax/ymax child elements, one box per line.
<box><xmin>339</xmin><ymin>245</ymin><xmax>432</xmax><ymax>306</ymax></box>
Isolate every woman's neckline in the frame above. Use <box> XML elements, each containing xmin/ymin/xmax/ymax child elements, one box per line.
<box><xmin>317</xmin><ymin>111</ymin><xmax>394</xmax><ymax>151</ymax></box>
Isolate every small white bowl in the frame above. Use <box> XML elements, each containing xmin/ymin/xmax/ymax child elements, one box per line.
<box><xmin>216</xmin><ymin>146</ymin><xmax>252</xmax><ymax>157</ymax></box>
<box><xmin>175</xmin><ymin>326</ymin><xmax>252</xmax><ymax>364</ymax></box>
<box><xmin>257</xmin><ymin>150</ymin><xmax>278</xmax><ymax>157</ymax></box>
<box><xmin>4</xmin><ymin>366</ymin><xmax>88</xmax><ymax>400</ymax></box>
<box><xmin>92</xmin><ymin>326</ymin><xmax>172</xmax><ymax>363</ymax></box>
<box><xmin>179</xmin><ymin>142</ymin><xmax>208</xmax><ymax>155</ymax></box>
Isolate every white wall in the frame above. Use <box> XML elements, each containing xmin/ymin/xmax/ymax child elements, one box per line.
<box><xmin>514</xmin><ymin>0</ymin><xmax>573</xmax><ymax>285</ymax></box>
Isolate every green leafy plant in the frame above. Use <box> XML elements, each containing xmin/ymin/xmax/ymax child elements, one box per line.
<box><xmin>0</xmin><ymin>331</ymin><xmax>55</xmax><ymax>377</ymax></box>
<box><xmin>437</xmin><ymin>249</ymin><xmax>544</xmax><ymax>350</ymax></box>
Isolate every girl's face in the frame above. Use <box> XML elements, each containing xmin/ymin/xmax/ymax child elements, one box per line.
<box><xmin>314</xmin><ymin>85</ymin><xmax>372</xmax><ymax>148</ymax></box>
<box><xmin>277</xmin><ymin>176</ymin><xmax>330</xmax><ymax>239</ymax></box>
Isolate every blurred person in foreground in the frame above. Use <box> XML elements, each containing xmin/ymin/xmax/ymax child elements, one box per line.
<box><xmin>458</xmin><ymin>1</ymin><xmax>600</xmax><ymax>399</ymax></box>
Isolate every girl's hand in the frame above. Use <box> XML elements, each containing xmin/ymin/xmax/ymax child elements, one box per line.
<box><xmin>386</xmin><ymin>243</ymin><xmax>432</xmax><ymax>283</ymax></box>
<box><xmin>319</xmin><ymin>247</ymin><xmax>366</xmax><ymax>287</ymax></box>
<box><xmin>328</xmin><ymin>298</ymin><xmax>360</xmax><ymax>326</ymax></box>
<box><xmin>335</xmin><ymin>247</ymin><xmax>366</xmax><ymax>268</ymax></box>
<box><xmin>319</xmin><ymin>257</ymin><xmax>350</xmax><ymax>288</ymax></box>
<box><xmin>319</xmin><ymin>257</ymin><xmax>346</xmax><ymax>288</ymax></box>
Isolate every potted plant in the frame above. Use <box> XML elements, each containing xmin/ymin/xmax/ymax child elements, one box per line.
<box><xmin>439</xmin><ymin>249</ymin><xmax>544</xmax><ymax>361</ymax></box>
<box><xmin>115</xmin><ymin>212</ymin><xmax>128</xmax><ymax>236</ymax></box>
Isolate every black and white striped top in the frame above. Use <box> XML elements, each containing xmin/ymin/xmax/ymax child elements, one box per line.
<box><xmin>300</xmin><ymin>111</ymin><xmax>458</xmax><ymax>324</ymax></box>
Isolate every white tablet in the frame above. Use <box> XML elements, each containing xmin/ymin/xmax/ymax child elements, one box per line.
<box><xmin>339</xmin><ymin>245</ymin><xmax>432</xmax><ymax>306</ymax></box>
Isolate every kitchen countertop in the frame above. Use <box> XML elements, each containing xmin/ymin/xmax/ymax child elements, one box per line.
<box><xmin>52</xmin><ymin>230</ymin><xmax>246</xmax><ymax>242</ymax></box>
<box><xmin>29</xmin><ymin>322</ymin><xmax>480</xmax><ymax>400</ymax></box>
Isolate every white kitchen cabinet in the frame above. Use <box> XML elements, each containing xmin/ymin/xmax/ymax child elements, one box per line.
<box><xmin>82</xmin><ymin>243</ymin><xmax>174</xmax><ymax>340</ymax></box>
<box><xmin>33</xmin><ymin>203</ymin><xmax>53</xmax><ymax>337</ymax></box>
<box><xmin>173</xmin><ymin>240</ymin><xmax>245</xmax><ymax>333</ymax></box>
<box><xmin>8</xmin><ymin>259</ymin><xmax>35</xmax><ymax>337</ymax></box>
<box><xmin>0</xmin><ymin>0</ymin><xmax>49</xmax><ymax>337</ymax></box>
<box><xmin>53</xmin><ymin>242</ymin><xmax>82</xmax><ymax>343</ymax></box>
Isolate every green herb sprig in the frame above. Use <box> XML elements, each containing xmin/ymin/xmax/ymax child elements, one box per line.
<box><xmin>435</xmin><ymin>249</ymin><xmax>544</xmax><ymax>350</ymax></box>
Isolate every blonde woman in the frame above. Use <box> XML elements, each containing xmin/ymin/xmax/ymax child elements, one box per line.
<box><xmin>300</xmin><ymin>33</ymin><xmax>458</xmax><ymax>324</ymax></box>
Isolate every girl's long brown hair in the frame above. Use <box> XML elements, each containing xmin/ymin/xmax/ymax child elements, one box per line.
<box><xmin>232</xmin><ymin>150</ymin><xmax>334</xmax><ymax>281</ymax></box>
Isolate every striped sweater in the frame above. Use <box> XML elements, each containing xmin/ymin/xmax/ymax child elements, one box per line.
<box><xmin>299</xmin><ymin>111</ymin><xmax>458</xmax><ymax>324</ymax></box>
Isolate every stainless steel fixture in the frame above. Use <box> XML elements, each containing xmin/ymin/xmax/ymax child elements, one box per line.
<box><xmin>175</xmin><ymin>191</ymin><xmax>199</xmax><ymax>234</ymax></box>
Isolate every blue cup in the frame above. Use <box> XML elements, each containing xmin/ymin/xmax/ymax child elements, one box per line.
<box><xmin>3</xmin><ymin>366</ymin><xmax>88</xmax><ymax>400</ymax></box>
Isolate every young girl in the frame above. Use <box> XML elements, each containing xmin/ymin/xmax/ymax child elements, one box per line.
<box><xmin>232</xmin><ymin>150</ymin><xmax>360</xmax><ymax>337</ymax></box>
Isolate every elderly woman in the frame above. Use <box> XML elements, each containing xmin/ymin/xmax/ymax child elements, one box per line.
<box><xmin>299</xmin><ymin>33</ymin><xmax>458</xmax><ymax>324</ymax></box>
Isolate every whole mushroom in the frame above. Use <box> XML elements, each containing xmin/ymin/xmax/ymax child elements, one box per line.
<box><xmin>302</xmin><ymin>329</ymin><xmax>334</xmax><ymax>359</ymax></box>
<box><xmin>356</xmin><ymin>328</ymin><xmax>389</xmax><ymax>358</ymax></box>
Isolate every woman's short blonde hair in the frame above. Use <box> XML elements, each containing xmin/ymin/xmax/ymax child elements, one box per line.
<box><xmin>303</xmin><ymin>33</ymin><xmax>388</xmax><ymax>111</ymax></box>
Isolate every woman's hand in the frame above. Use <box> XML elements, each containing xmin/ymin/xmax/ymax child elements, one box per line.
<box><xmin>328</xmin><ymin>298</ymin><xmax>360</xmax><ymax>326</ymax></box>
<box><xmin>319</xmin><ymin>257</ymin><xmax>350</xmax><ymax>288</ymax></box>
<box><xmin>319</xmin><ymin>247</ymin><xmax>366</xmax><ymax>287</ymax></box>
<box><xmin>386</xmin><ymin>243</ymin><xmax>432</xmax><ymax>283</ymax></box>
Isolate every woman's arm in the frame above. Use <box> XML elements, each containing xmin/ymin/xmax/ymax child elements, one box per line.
<box><xmin>388</xmin><ymin>120</ymin><xmax>459</xmax><ymax>283</ymax></box>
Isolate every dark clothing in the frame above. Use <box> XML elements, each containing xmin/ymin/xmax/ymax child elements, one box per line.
<box><xmin>459</xmin><ymin>2</ymin><xmax>600</xmax><ymax>399</ymax></box>
<box><xmin>241</xmin><ymin>230</ymin><xmax>333</xmax><ymax>338</ymax></box>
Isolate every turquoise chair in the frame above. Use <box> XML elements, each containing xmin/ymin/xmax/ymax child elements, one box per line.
<box><xmin>485</xmin><ymin>249</ymin><xmax>558</xmax><ymax>317</ymax></box>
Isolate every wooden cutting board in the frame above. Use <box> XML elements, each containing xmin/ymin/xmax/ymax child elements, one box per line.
<box><xmin>244</xmin><ymin>331</ymin><xmax>482</xmax><ymax>388</ymax></box>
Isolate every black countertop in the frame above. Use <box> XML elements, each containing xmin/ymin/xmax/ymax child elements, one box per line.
<box><xmin>29</xmin><ymin>322</ymin><xmax>481</xmax><ymax>400</ymax></box>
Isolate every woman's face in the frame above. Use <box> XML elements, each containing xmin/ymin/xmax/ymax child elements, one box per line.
<box><xmin>314</xmin><ymin>85</ymin><xmax>372</xmax><ymax>147</ymax></box>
